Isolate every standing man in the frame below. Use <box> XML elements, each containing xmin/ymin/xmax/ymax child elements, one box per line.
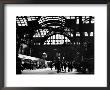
<box><xmin>64</xmin><ymin>61</ymin><xmax>67</xmax><ymax>72</ymax></box>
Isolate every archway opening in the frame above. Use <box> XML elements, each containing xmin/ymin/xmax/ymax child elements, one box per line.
<box><xmin>44</xmin><ymin>34</ymin><xmax>71</xmax><ymax>45</ymax></box>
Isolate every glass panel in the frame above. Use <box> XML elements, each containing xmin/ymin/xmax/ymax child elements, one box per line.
<box><xmin>90</xmin><ymin>32</ymin><xmax>93</xmax><ymax>36</ymax></box>
<box><xmin>44</xmin><ymin>34</ymin><xmax>70</xmax><ymax>45</ymax></box>
<box><xmin>85</xmin><ymin>32</ymin><xmax>88</xmax><ymax>36</ymax></box>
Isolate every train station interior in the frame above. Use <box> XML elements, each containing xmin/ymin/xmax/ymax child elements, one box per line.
<box><xmin>16</xmin><ymin>16</ymin><xmax>94</xmax><ymax>74</ymax></box>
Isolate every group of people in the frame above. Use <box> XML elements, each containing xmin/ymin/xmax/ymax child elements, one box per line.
<box><xmin>16</xmin><ymin>54</ymin><xmax>94</xmax><ymax>74</ymax></box>
<box><xmin>49</xmin><ymin>56</ymin><xmax>94</xmax><ymax>74</ymax></box>
<box><xmin>49</xmin><ymin>58</ymin><xmax>75</xmax><ymax>73</ymax></box>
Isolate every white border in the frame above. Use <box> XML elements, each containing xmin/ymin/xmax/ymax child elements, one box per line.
<box><xmin>5</xmin><ymin>4</ymin><xmax>107</xmax><ymax>87</ymax></box>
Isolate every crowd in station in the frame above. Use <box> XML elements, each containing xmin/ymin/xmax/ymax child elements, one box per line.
<box><xmin>16</xmin><ymin>16</ymin><xmax>94</xmax><ymax>74</ymax></box>
<box><xmin>17</xmin><ymin>52</ymin><xmax>94</xmax><ymax>74</ymax></box>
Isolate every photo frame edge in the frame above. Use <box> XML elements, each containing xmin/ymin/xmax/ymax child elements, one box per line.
<box><xmin>0</xmin><ymin>0</ymin><xmax>109</xmax><ymax>90</ymax></box>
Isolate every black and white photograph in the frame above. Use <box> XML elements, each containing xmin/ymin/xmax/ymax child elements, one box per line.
<box><xmin>16</xmin><ymin>16</ymin><xmax>94</xmax><ymax>75</ymax></box>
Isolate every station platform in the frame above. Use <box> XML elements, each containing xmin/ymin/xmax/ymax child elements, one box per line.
<box><xmin>21</xmin><ymin>67</ymin><xmax>78</xmax><ymax>74</ymax></box>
